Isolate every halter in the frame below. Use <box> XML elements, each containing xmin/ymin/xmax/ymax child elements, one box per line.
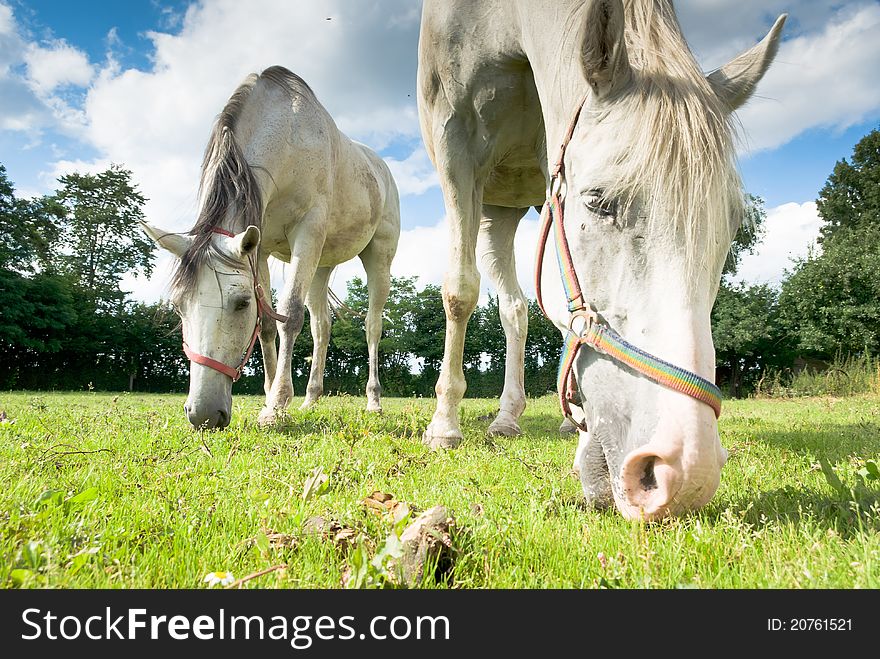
<box><xmin>534</xmin><ymin>96</ymin><xmax>723</xmax><ymax>432</ymax></box>
<box><xmin>182</xmin><ymin>227</ymin><xmax>288</xmax><ymax>382</ymax></box>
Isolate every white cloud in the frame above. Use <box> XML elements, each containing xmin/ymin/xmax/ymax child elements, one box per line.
<box><xmin>736</xmin><ymin>5</ymin><xmax>880</xmax><ymax>154</ymax></box>
<box><xmin>384</xmin><ymin>147</ymin><xmax>439</xmax><ymax>196</ymax></box>
<box><xmin>0</xmin><ymin>3</ymin><xmax>13</xmax><ymax>38</ymax></box>
<box><xmin>41</xmin><ymin>157</ymin><xmax>113</xmax><ymax>188</ymax></box>
<box><xmin>24</xmin><ymin>40</ymin><xmax>94</xmax><ymax>93</ymax></box>
<box><xmin>734</xmin><ymin>201</ymin><xmax>822</xmax><ymax>285</ymax></box>
<box><xmin>678</xmin><ymin>2</ymin><xmax>880</xmax><ymax>155</ymax></box>
<box><xmin>678</xmin><ymin>1</ymin><xmax>874</xmax><ymax>70</ymax></box>
<box><xmin>0</xmin><ymin>77</ymin><xmax>48</xmax><ymax>130</ymax></box>
<box><xmin>60</xmin><ymin>0</ymin><xmax>423</xmax><ymax>241</ymax></box>
<box><xmin>0</xmin><ymin>2</ymin><xmax>45</xmax><ymax>131</ymax></box>
<box><xmin>0</xmin><ymin>6</ymin><xmax>94</xmax><ymax>136</ymax></box>
<box><xmin>120</xmin><ymin>252</ymin><xmax>178</xmax><ymax>303</ymax></box>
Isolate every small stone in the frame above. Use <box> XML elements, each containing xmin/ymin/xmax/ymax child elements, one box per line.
<box><xmin>390</xmin><ymin>505</ymin><xmax>456</xmax><ymax>587</ymax></box>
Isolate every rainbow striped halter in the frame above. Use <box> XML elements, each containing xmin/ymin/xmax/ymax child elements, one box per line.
<box><xmin>534</xmin><ymin>97</ymin><xmax>722</xmax><ymax>432</ymax></box>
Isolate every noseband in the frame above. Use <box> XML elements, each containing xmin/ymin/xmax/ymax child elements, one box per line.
<box><xmin>182</xmin><ymin>227</ymin><xmax>288</xmax><ymax>382</ymax></box>
<box><xmin>534</xmin><ymin>96</ymin><xmax>722</xmax><ymax>432</ymax></box>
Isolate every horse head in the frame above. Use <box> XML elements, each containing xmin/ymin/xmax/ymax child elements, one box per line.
<box><xmin>142</xmin><ymin>223</ymin><xmax>262</xmax><ymax>430</ymax></box>
<box><xmin>541</xmin><ymin>1</ymin><xmax>785</xmax><ymax>519</ymax></box>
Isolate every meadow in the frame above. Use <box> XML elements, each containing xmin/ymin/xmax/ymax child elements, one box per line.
<box><xmin>0</xmin><ymin>391</ymin><xmax>878</xmax><ymax>589</ymax></box>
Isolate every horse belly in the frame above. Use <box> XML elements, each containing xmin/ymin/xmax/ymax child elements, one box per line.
<box><xmin>318</xmin><ymin>150</ymin><xmax>387</xmax><ymax>265</ymax></box>
<box><xmin>318</xmin><ymin>217</ymin><xmax>375</xmax><ymax>266</ymax></box>
<box><xmin>484</xmin><ymin>155</ymin><xmax>546</xmax><ymax>208</ymax></box>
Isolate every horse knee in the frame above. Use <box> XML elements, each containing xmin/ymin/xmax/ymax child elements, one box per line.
<box><xmin>435</xmin><ymin>373</ymin><xmax>466</xmax><ymax>401</ymax></box>
<box><xmin>442</xmin><ymin>271</ymin><xmax>479</xmax><ymax>322</ymax></box>
<box><xmin>280</xmin><ymin>300</ymin><xmax>305</xmax><ymax>337</ymax></box>
<box><xmin>500</xmin><ymin>294</ymin><xmax>527</xmax><ymax>330</ymax></box>
<box><xmin>260</xmin><ymin>319</ymin><xmax>278</xmax><ymax>344</ymax></box>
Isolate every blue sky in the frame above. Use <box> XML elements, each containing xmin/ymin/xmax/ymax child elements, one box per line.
<box><xmin>1</xmin><ymin>0</ymin><xmax>879</xmax><ymax>300</ymax></box>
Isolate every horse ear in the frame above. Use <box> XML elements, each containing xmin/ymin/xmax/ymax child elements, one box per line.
<box><xmin>232</xmin><ymin>225</ymin><xmax>261</xmax><ymax>257</ymax></box>
<box><xmin>582</xmin><ymin>0</ymin><xmax>632</xmax><ymax>99</ymax></box>
<box><xmin>708</xmin><ymin>15</ymin><xmax>786</xmax><ymax>111</ymax></box>
<box><xmin>140</xmin><ymin>222</ymin><xmax>191</xmax><ymax>258</ymax></box>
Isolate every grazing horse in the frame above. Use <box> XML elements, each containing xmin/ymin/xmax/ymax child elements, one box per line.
<box><xmin>143</xmin><ymin>66</ymin><xmax>400</xmax><ymax>429</ymax></box>
<box><xmin>417</xmin><ymin>0</ymin><xmax>784</xmax><ymax>519</ymax></box>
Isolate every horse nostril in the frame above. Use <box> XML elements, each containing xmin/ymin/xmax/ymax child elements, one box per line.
<box><xmin>639</xmin><ymin>457</ymin><xmax>658</xmax><ymax>491</ymax></box>
<box><xmin>217</xmin><ymin>409</ymin><xmax>229</xmax><ymax>427</ymax></box>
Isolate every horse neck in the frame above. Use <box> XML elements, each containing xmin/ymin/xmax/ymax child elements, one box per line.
<box><xmin>516</xmin><ymin>1</ymin><xmax>593</xmax><ymax>165</ymax></box>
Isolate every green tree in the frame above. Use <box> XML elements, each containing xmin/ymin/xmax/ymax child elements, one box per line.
<box><xmin>0</xmin><ymin>269</ymin><xmax>78</xmax><ymax>388</ymax></box>
<box><xmin>722</xmin><ymin>194</ymin><xmax>767</xmax><ymax>277</ymax></box>
<box><xmin>0</xmin><ymin>164</ymin><xmax>64</xmax><ymax>274</ymax></box>
<box><xmin>778</xmin><ymin>127</ymin><xmax>880</xmax><ymax>360</ymax></box>
<box><xmin>816</xmin><ymin>128</ymin><xmax>880</xmax><ymax>242</ymax></box>
<box><xmin>524</xmin><ymin>299</ymin><xmax>562</xmax><ymax>395</ymax></box>
<box><xmin>711</xmin><ymin>282</ymin><xmax>788</xmax><ymax>396</ymax></box>
<box><xmin>328</xmin><ymin>275</ymin><xmax>423</xmax><ymax>394</ymax></box>
<box><xmin>115</xmin><ymin>302</ymin><xmax>189</xmax><ymax>391</ymax></box>
<box><xmin>778</xmin><ymin>231</ymin><xmax>880</xmax><ymax>359</ymax></box>
<box><xmin>54</xmin><ymin>165</ymin><xmax>155</xmax><ymax>310</ymax></box>
<box><xmin>406</xmin><ymin>283</ymin><xmax>447</xmax><ymax>376</ymax></box>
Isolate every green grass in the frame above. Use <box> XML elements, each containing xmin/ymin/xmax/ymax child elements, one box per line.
<box><xmin>757</xmin><ymin>354</ymin><xmax>880</xmax><ymax>398</ymax></box>
<box><xmin>0</xmin><ymin>391</ymin><xmax>878</xmax><ymax>588</ymax></box>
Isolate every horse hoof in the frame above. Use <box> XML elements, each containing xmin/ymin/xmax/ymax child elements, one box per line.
<box><xmin>559</xmin><ymin>418</ymin><xmax>578</xmax><ymax>435</ymax></box>
<box><xmin>299</xmin><ymin>399</ymin><xmax>316</xmax><ymax>410</ymax></box>
<box><xmin>257</xmin><ymin>408</ymin><xmax>277</xmax><ymax>427</ymax></box>
<box><xmin>422</xmin><ymin>427</ymin><xmax>462</xmax><ymax>450</ymax></box>
<box><xmin>487</xmin><ymin>420</ymin><xmax>521</xmax><ymax>437</ymax></box>
<box><xmin>366</xmin><ymin>405</ymin><xmax>383</xmax><ymax>414</ymax></box>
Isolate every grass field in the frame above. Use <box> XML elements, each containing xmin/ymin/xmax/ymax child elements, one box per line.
<box><xmin>1</xmin><ymin>391</ymin><xmax>878</xmax><ymax>589</ymax></box>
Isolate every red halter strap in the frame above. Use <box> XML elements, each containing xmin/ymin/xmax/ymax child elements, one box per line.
<box><xmin>182</xmin><ymin>227</ymin><xmax>288</xmax><ymax>382</ymax></box>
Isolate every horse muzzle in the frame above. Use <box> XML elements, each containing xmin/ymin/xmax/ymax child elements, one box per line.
<box><xmin>614</xmin><ymin>424</ymin><xmax>727</xmax><ymax>521</ymax></box>
<box><xmin>185</xmin><ymin>399</ymin><xmax>231</xmax><ymax>430</ymax></box>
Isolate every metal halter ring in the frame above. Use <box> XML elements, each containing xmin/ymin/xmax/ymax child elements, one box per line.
<box><xmin>549</xmin><ymin>174</ymin><xmax>567</xmax><ymax>200</ymax></box>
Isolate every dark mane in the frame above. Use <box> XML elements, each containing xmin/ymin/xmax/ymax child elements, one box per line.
<box><xmin>170</xmin><ymin>66</ymin><xmax>314</xmax><ymax>298</ymax></box>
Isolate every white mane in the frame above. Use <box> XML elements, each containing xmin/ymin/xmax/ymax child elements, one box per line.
<box><xmin>596</xmin><ymin>0</ymin><xmax>743</xmax><ymax>274</ymax></box>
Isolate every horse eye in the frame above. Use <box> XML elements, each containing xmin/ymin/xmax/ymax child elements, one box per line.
<box><xmin>233</xmin><ymin>298</ymin><xmax>251</xmax><ymax>312</ymax></box>
<box><xmin>584</xmin><ymin>189</ymin><xmax>618</xmax><ymax>218</ymax></box>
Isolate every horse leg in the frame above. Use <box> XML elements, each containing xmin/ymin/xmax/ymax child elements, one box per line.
<box><xmin>359</xmin><ymin>227</ymin><xmax>397</xmax><ymax>413</ymax></box>
<box><xmin>423</xmin><ymin>138</ymin><xmax>482</xmax><ymax>449</ymax></box>
<box><xmin>559</xmin><ymin>418</ymin><xmax>578</xmax><ymax>434</ymax></box>
<box><xmin>257</xmin><ymin>256</ymin><xmax>279</xmax><ymax>398</ymax></box>
<box><xmin>573</xmin><ymin>428</ymin><xmax>613</xmax><ymax>510</ymax></box>
<box><xmin>478</xmin><ymin>205</ymin><xmax>529</xmax><ymax>437</ymax></box>
<box><xmin>258</xmin><ymin>209</ymin><xmax>326</xmax><ymax>426</ymax></box>
<box><xmin>300</xmin><ymin>266</ymin><xmax>333</xmax><ymax>410</ymax></box>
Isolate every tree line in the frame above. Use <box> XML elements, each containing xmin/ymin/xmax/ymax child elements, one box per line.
<box><xmin>1</xmin><ymin>127</ymin><xmax>878</xmax><ymax>397</ymax></box>
<box><xmin>0</xmin><ymin>163</ymin><xmax>562</xmax><ymax>396</ymax></box>
<box><xmin>713</xmin><ymin>128</ymin><xmax>880</xmax><ymax>395</ymax></box>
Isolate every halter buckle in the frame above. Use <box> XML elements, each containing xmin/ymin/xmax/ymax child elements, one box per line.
<box><xmin>549</xmin><ymin>174</ymin><xmax>567</xmax><ymax>200</ymax></box>
<box><xmin>568</xmin><ymin>308</ymin><xmax>597</xmax><ymax>337</ymax></box>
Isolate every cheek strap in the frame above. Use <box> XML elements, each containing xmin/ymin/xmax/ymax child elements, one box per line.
<box><xmin>535</xmin><ymin>97</ymin><xmax>723</xmax><ymax>432</ymax></box>
<box><xmin>181</xmin><ymin>227</ymin><xmax>288</xmax><ymax>382</ymax></box>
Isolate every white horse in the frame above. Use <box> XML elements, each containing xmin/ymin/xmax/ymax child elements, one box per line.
<box><xmin>417</xmin><ymin>0</ymin><xmax>784</xmax><ymax>519</ymax></box>
<box><xmin>143</xmin><ymin>66</ymin><xmax>400</xmax><ymax>429</ymax></box>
